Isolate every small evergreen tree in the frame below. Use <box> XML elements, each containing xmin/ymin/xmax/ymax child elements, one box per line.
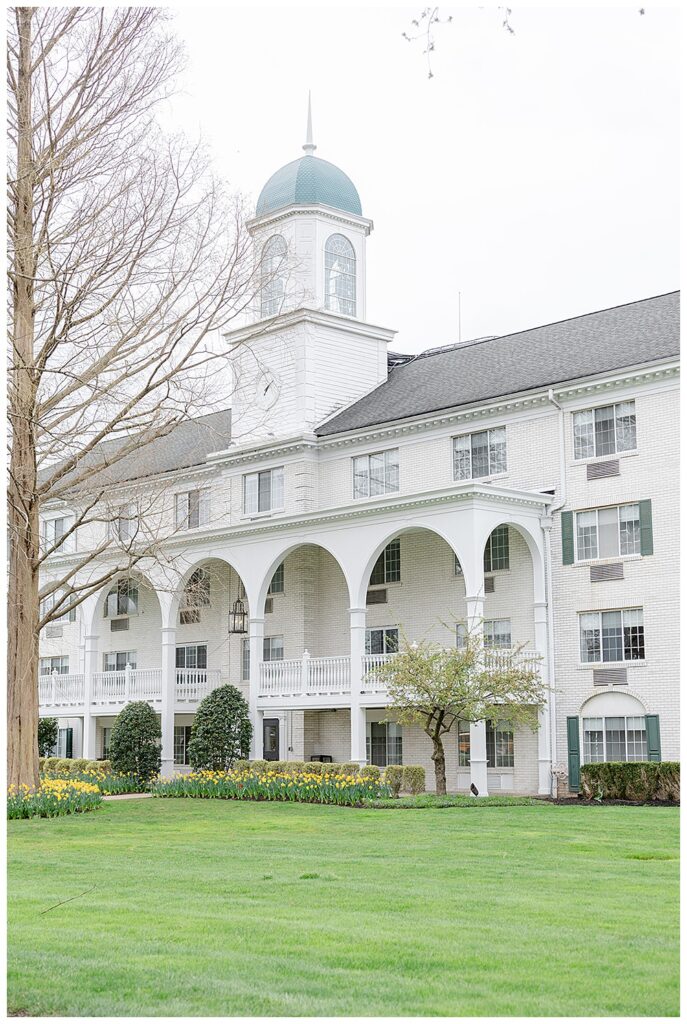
<box><xmin>37</xmin><ymin>717</ymin><xmax>58</xmax><ymax>757</ymax></box>
<box><xmin>188</xmin><ymin>685</ymin><xmax>252</xmax><ymax>771</ymax></box>
<box><xmin>110</xmin><ymin>701</ymin><xmax>161</xmax><ymax>781</ymax></box>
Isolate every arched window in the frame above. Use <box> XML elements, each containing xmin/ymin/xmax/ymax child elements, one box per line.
<box><xmin>104</xmin><ymin>578</ymin><xmax>138</xmax><ymax>617</ymax></box>
<box><xmin>182</xmin><ymin>568</ymin><xmax>211</xmax><ymax>609</ymax></box>
<box><xmin>260</xmin><ymin>235</ymin><xmax>287</xmax><ymax>317</ymax></box>
<box><xmin>580</xmin><ymin>692</ymin><xmax>648</xmax><ymax>763</ymax></box>
<box><xmin>324</xmin><ymin>234</ymin><xmax>356</xmax><ymax>316</ymax></box>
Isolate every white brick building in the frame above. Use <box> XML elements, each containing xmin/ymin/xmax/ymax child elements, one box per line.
<box><xmin>38</xmin><ymin>122</ymin><xmax>679</xmax><ymax>795</ymax></box>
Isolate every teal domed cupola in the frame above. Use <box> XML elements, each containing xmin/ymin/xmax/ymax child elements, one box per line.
<box><xmin>256</xmin><ymin>96</ymin><xmax>362</xmax><ymax>218</ymax></box>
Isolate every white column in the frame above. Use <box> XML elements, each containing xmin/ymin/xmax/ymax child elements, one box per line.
<box><xmin>466</xmin><ymin>591</ymin><xmax>488</xmax><ymax>797</ymax></box>
<box><xmin>534</xmin><ymin>599</ymin><xmax>552</xmax><ymax>796</ymax></box>
<box><xmin>248</xmin><ymin>617</ymin><xmax>265</xmax><ymax>760</ymax></box>
<box><xmin>82</xmin><ymin>633</ymin><xmax>98</xmax><ymax>759</ymax></box>
<box><xmin>349</xmin><ymin>606</ymin><xmax>367</xmax><ymax>766</ymax></box>
<box><xmin>160</xmin><ymin>625</ymin><xmax>176</xmax><ymax>777</ymax></box>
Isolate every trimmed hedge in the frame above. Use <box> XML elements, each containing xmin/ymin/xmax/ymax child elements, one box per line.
<box><xmin>110</xmin><ymin>701</ymin><xmax>161</xmax><ymax>781</ymax></box>
<box><xmin>403</xmin><ymin>765</ymin><xmax>426</xmax><ymax>795</ymax></box>
<box><xmin>580</xmin><ymin>761</ymin><xmax>679</xmax><ymax>802</ymax></box>
<box><xmin>384</xmin><ymin>764</ymin><xmax>403</xmax><ymax>797</ymax></box>
<box><xmin>359</xmin><ymin>764</ymin><xmax>381</xmax><ymax>782</ymax></box>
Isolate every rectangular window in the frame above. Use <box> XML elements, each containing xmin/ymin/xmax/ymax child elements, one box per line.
<box><xmin>484</xmin><ymin>526</ymin><xmax>509</xmax><ymax>571</ymax></box>
<box><xmin>102</xmin><ymin>727</ymin><xmax>112</xmax><ymax>760</ymax></box>
<box><xmin>453</xmin><ymin>427</ymin><xmax>507</xmax><ymax>480</ymax></box>
<box><xmin>575</xmin><ymin>503</ymin><xmax>641</xmax><ymax>561</ymax></box>
<box><xmin>57</xmin><ymin>727</ymin><xmax>73</xmax><ymax>759</ymax></box>
<box><xmin>369</xmin><ymin>539</ymin><xmax>401</xmax><ymax>585</ymax></box>
<box><xmin>42</xmin><ymin>516</ymin><xmax>74</xmax><ymax>554</ymax></box>
<box><xmin>103</xmin><ymin>651</ymin><xmax>137</xmax><ymax>672</ymax></box>
<box><xmin>175</xmin><ymin>489</ymin><xmax>211</xmax><ymax>531</ymax></box>
<box><xmin>353</xmin><ymin>449</ymin><xmax>400</xmax><ymax>499</ymax></box>
<box><xmin>39</xmin><ymin>656</ymin><xmax>69</xmax><ymax>675</ymax></box>
<box><xmin>483</xmin><ymin>619</ymin><xmax>512</xmax><ymax>648</ymax></box>
<box><xmin>573</xmin><ymin>401</ymin><xmax>636</xmax><ymax>460</ymax></box>
<box><xmin>486</xmin><ymin>720</ymin><xmax>514</xmax><ymax>768</ymax></box>
<box><xmin>366</xmin><ymin>721</ymin><xmax>403</xmax><ymax>767</ymax></box>
<box><xmin>365</xmin><ymin>627</ymin><xmax>399</xmax><ymax>655</ymax></box>
<box><xmin>579</xmin><ymin>608</ymin><xmax>644</xmax><ymax>664</ymax></box>
<box><xmin>243</xmin><ymin>467</ymin><xmax>284</xmax><ymax>515</ymax></box>
<box><xmin>263</xmin><ymin>636</ymin><xmax>284</xmax><ymax>662</ymax></box>
<box><xmin>267</xmin><ymin>563</ymin><xmax>285</xmax><ymax>594</ymax></box>
<box><xmin>583</xmin><ymin>715</ymin><xmax>647</xmax><ymax>763</ymax></box>
<box><xmin>174</xmin><ymin>725</ymin><xmax>193</xmax><ymax>766</ymax></box>
<box><xmin>111</xmin><ymin>504</ymin><xmax>137</xmax><ymax>544</ymax></box>
<box><xmin>104</xmin><ymin>579</ymin><xmax>138</xmax><ymax>618</ymax></box>
<box><xmin>40</xmin><ymin>591</ymin><xmax>76</xmax><ymax>624</ymax></box>
<box><xmin>463</xmin><ymin>721</ymin><xmax>515</xmax><ymax>768</ymax></box>
<box><xmin>241</xmin><ymin>638</ymin><xmax>250</xmax><ymax>681</ymax></box>
<box><xmin>458</xmin><ymin>720</ymin><xmax>471</xmax><ymax>767</ymax></box>
<box><xmin>175</xmin><ymin>644</ymin><xmax>208</xmax><ymax>670</ymax></box>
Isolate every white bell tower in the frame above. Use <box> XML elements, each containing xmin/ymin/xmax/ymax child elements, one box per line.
<box><xmin>225</xmin><ymin>96</ymin><xmax>395</xmax><ymax>447</ymax></box>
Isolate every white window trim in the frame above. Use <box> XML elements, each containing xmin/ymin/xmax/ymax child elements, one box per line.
<box><xmin>573</xmin><ymin>503</ymin><xmax>643</xmax><ymax>565</ymax></box>
<box><xmin>577</xmin><ymin>608</ymin><xmax>646</xmax><ymax>668</ymax></box>
<box><xmin>571</xmin><ymin>401</ymin><xmax>638</xmax><ymax>462</ymax></box>
<box><xmin>580</xmin><ymin>714</ymin><xmax>648</xmax><ymax>765</ymax></box>
<box><xmin>451</xmin><ymin>427</ymin><xmax>508</xmax><ymax>483</ymax></box>
<box><xmin>241</xmin><ymin>467</ymin><xmax>285</xmax><ymax>519</ymax></box>
<box><xmin>352</xmin><ymin>449</ymin><xmax>400</xmax><ymax>501</ymax></box>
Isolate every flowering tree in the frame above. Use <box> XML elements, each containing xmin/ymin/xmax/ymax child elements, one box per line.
<box><xmin>375</xmin><ymin>628</ymin><xmax>546</xmax><ymax>795</ymax></box>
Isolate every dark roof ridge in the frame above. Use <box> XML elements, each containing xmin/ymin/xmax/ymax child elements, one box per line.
<box><xmin>415</xmin><ymin>289</ymin><xmax>680</xmax><ymax>361</ymax></box>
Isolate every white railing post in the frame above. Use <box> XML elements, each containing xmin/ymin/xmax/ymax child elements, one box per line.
<box><xmin>249</xmin><ymin>617</ymin><xmax>265</xmax><ymax>760</ymax></box>
<box><xmin>51</xmin><ymin>669</ymin><xmax>58</xmax><ymax>706</ymax></box>
<box><xmin>349</xmin><ymin>607</ymin><xmax>367</xmax><ymax>767</ymax></box>
<box><xmin>124</xmin><ymin>662</ymin><xmax>131</xmax><ymax>701</ymax></box>
<box><xmin>301</xmin><ymin>650</ymin><xmax>310</xmax><ymax>692</ymax></box>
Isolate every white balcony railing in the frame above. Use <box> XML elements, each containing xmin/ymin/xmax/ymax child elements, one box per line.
<box><xmin>260</xmin><ymin>651</ymin><xmax>351</xmax><ymax>698</ymax></box>
<box><xmin>175</xmin><ymin>668</ymin><xmax>222</xmax><ymax>703</ymax></box>
<box><xmin>361</xmin><ymin>653</ymin><xmax>396</xmax><ymax>693</ymax></box>
<box><xmin>39</xmin><ymin>672</ymin><xmax>85</xmax><ymax>707</ymax></box>
<box><xmin>362</xmin><ymin>648</ymin><xmax>541</xmax><ymax>694</ymax></box>
<box><xmin>92</xmin><ymin>667</ymin><xmax>162</xmax><ymax>703</ymax></box>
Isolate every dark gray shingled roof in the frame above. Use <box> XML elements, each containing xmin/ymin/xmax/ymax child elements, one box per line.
<box><xmin>44</xmin><ymin>409</ymin><xmax>232</xmax><ymax>491</ymax></box>
<box><xmin>316</xmin><ymin>291</ymin><xmax>680</xmax><ymax>437</ymax></box>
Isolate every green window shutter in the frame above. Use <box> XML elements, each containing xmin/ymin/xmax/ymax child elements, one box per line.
<box><xmin>645</xmin><ymin>715</ymin><xmax>661</xmax><ymax>762</ymax></box>
<box><xmin>561</xmin><ymin>511</ymin><xmax>575</xmax><ymax>565</ymax></box>
<box><xmin>65</xmin><ymin>728</ymin><xmax>73</xmax><ymax>760</ymax></box>
<box><xmin>638</xmin><ymin>499</ymin><xmax>653</xmax><ymax>556</ymax></box>
<box><xmin>566</xmin><ymin>717</ymin><xmax>580</xmax><ymax>792</ymax></box>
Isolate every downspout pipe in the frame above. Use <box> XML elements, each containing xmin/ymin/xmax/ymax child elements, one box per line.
<box><xmin>544</xmin><ymin>387</ymin><xmax>567</xmax><ymax>794</ymax></box>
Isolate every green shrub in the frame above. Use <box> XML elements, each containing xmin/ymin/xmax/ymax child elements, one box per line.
<box><xmin>188</xmin><ymin>685</ymin><xmax>251</xmax><ymax>771</ymax></box>
<box><xmin>305</xmin><ymin>761</ymin><xmax>324</xmax><ymax>775</ymax></box>
<box><xmin>110</xmin><ymin>701</ymin><xmax>161</xmax><ymax>782</ymax></box>
<box><xmin>403</xmin><ymin>765</ymin><xmax>426</xmax><ymax>795</ymax></box>
<box><xmin>339</xmin><ymin>762</ymin><xmax>360</xmax><ymax>775</ymax></box>
<box><xmin>43</xmin><ymin>756</ymin><xmax>62</xmax><ymax>773</ymax></box>
<box><xmin>233</xmin><ymin>759</ymin><xmax>250</xmax><ymax>773</ymax></box>
<box><xmin>37</xmin><ymin>717</ymin><xmax>58</xmax><ymax>757</ymax></box>
<box><xmin>97</xmin><ymin>759</ymin><xmax>112</xmax><ymax>773</ymax></box>
<box><xmin>359</xmin><ymin>764</ymin><xmax>381</xmax><ymax>782</ymax></box>
<box><xmin>580</xmin><ymin>761</ymin><xmax>679</xmax><ymax>802</ymax></box>
<box><xmin>71</xmin><ymin>758</ymin><xmax>90</xmax><ymax>773</ymax></box>
<box><xmin>384</xmin><ymin>764</ymin><xmax>403</xmax><ymax>797</ymax></box>
<box><xmin>55</xmin><ymin>758</ymin><xmax>73</xmax><ymax>774</ymax></box>
<box><xmin>38</xmin><ymin>757</ymin><xmax>45</xmax><ymax>773</ymax></box>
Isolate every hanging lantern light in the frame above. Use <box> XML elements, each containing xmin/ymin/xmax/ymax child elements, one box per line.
<box><xmin>229</xmin><ymin>595</ymin><xmax>247</xmax><ymax>634</ymax></box>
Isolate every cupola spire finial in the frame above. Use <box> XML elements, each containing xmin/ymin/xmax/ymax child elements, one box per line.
<box><xmin>303</xmin><ymin>91</ymin><xmax>316</xmax><ymax>155</ymax></box>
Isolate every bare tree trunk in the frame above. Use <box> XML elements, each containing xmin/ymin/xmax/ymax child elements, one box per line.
<box><xmin>430</xmin><ymin>732</ymin><xmax>447</xmax><ymax>796</ymax></box>
<box><xmin>8</xmin><ymin>7</ymin><xmax>40</xmax><ymax>790</ymax></box>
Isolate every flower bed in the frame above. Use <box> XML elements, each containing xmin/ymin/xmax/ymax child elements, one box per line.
<box><xmin>8</xmin><ymin>778</ymin><xmax>102</xmax><ymax>819</ymax></box>
<box><xmin>153</xmin><ymin>768</ymin><xmax>390</xmax><ymax>806</ymax></box>
<box><xmin>42</xmin><ymin>767</ymin><xmax>149</xmax><ymax>794</ymax></box>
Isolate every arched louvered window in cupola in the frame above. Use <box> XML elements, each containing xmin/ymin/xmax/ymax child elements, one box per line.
<box><xmin>261</xmin><ymin>235</ymin><xmax>288</xmax><ymax>318</ymax></box>
<box><xmin>324</xmin><ymin>233</ymin><xmax>356</xmax><ymax>316</ymax></box>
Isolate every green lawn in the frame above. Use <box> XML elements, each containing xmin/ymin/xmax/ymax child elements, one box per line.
<box><xmin>7</xmin><ymin>799</ymin><xmax>679</xmax><ymax>1017</ymax></box>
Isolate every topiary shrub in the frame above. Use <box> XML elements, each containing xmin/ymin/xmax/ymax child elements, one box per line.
<box><xmin>304</xmin><ymin>761</ymin><xmax>323</xmax><ymax>775</ymax></box>
<box><xmin>384</xmin><ymin>764</ymin><xmax>403</xmax><ymax>797</ymax></box>
<box><xmin>359</xmin><ymin>764</ymin><xmax>381</xmax><ymax>782</ymax></box>
<box><xmin>339</xmin><ymin>762</ymin><xmax>360</xmax><ymax>775</ymax></box>
<box><xmin>43</xmin><ymin>756</ymin><xmax>62</xmax><ymax>774</ymax></box>
<box><xmin>250</xmin><ymin>759</ymin><xmax>269</xmax><ymax>774</ymax></box>
<box><xmin>38</xmin><ymin>717</ymin><xmax>58</xmax><ymax>757</ymax></box>
<box><xmin>233</xmin><ymin>759</ymin><xmax>250</xmax><ymax>773</ymax></box>
<box><xmin>188</xmin><ymin>685</ymin><xmax>252</xmax><ymax>771</ymax></box>
<box><xmin>97</xmin><ymin>759</ymin><xmax>112</xmax><ymax>773</ymax></box>
<box><xmin>55</xmin><ymin>758</ymin><xmax>74</xmax><ymax>774</ymax></box>
<box><xmin>71</xmin><ymin>758</ymin><xmax>90</xmax><ymax>773</ymax></box>
<box><xmin>110</xmin><ymin>701</ymin><xmax>161</xmax><ymax>782</ymax></box>
<box><xmin>580</xmin><ymin>762</ymin><xmax>679</xmax><ymax>802</ymax></box>
<box><xmin>403</xmin><ymin>764</ymin><xmax>426</xmax><ymax>795</ymax></box>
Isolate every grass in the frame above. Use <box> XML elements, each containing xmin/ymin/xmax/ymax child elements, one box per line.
<box><xmin>7</xmin><ymin>799</ymin><xmax>679</xmax><ymax>1017</ymax></box>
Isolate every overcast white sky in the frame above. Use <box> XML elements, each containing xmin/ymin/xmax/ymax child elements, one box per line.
<box><xmin>169</xmin><ymin>3</ymin><xmax>679</xmax><ymax>354</ymax></box>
